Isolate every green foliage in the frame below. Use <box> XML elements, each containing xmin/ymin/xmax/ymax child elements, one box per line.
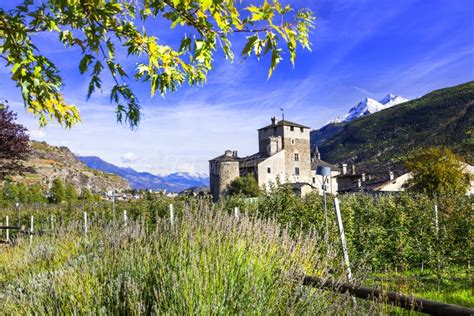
<box><xmin>0</xmin><ymin>1</ymin><xmax>314</xmax><ymax>128</ymax></box>
<box><xmin>28</xmin><ymin>183</ymin><xmax>46</xmax><ymax>203</ymax></box>
<box><xmin>16</xmin><ymin>183</ymin><xmax>29</xmax><ymax>203</ymax></box>
<box><xmin>2</xmin><ymin>181</ymin><xmax>19</xmax><ymax>202</ymax></box>
<box><xmin>80</xmin><ymin>188</ymin><xmax>95</xmax><ymax>201</ymax></box>
<box><xmin>319</xmin><ymin>81</ymin><xmax>474</xmax><ymax>171</ymax></box>
<box><xmin>64</xmin><ymin>183</ymin><xmax>78</xmax><ymax>203</ymax></box>
<box><xmin>49</xmin><ymin>177</ymin><xmax>65</xmax><ymax>204</ymax></box>
<box><xmin>228</xmin><ymin>174</ymin><xmax>260</xmax><ymax>197</ymax></box>
<box><xmin>405</xmin><ymin>147</ymin><xmax>470</xmax><ymax>197</ymax></box>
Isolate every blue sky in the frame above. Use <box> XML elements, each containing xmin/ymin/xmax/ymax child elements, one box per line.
<box><xmin>1</xmin><ymin>0</ymin><xmax>473</xmax><ymax>175</ymax></box>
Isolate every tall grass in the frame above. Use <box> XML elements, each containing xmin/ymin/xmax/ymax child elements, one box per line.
<box><xmin>0</xmin><ymin>205</ymin><xmax>377</xmax><ymax>314</ymax></box>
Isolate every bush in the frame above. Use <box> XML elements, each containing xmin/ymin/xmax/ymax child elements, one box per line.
<box><xmin>228</xmin><ymin>174</ymin><xmax>260</xmax><ymax>197</ymax></box>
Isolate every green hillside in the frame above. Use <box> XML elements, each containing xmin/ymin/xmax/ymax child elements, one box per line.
<box><xmin>318</xmin><ymin>81</ymin><xmax>474</xmax><ymax>173</ymax></box>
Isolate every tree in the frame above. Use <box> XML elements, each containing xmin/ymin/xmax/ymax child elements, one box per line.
<box><xmin>228</xmin><ymin>174</ymin><xmax>260</xmax><ymax>197</ymax></box>
<box><xmin>49</xmin><ymin>177</ymin><xmax>65</xmax><ymax>203</ymax></box>
<box><xmin>2</xmin><ymin>180</ymin><xmax>19</xmax><ymax>202</ymax></box>
<box><xmin>0</xmin><ymin>103</ymin><xmax>30</xmax><ymax>179</ymax></box>
<box><xmin>65</xmin><ymin>183</ymin><xmax>78</xmax><ymax>203</ymax></box>
<box><xmin>0</xmin><ymin>1</ymin><xmax>314</xmax><ymax>128</ymax></box>
<box><xmin>16</xmin><ymin>182</ymin><xmax>29</xmax><ymax>203</ymax></box>
<box><xmin>80</xmin><ymin>188</ymin><xmax>95</xmax><ymax>201</ymax></box>
<box><xmin>28</xmin><ymin>183</ymin><xmax>45</xmax><ymax>203</ymax></box>
<box><xmin>405</xmin><ymin>147</ymin><xmax>470</xmax><ymax>197</ymax></box>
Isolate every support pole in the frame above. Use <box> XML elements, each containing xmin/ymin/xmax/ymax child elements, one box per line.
<box><xmin>6</xmin><ymin>216</ymin><xmax>9</xmax><ymax>243</ymax></box>
<box><xmin>123</xmin><ymin>210</ymin><xmax>128</xmax><ymax>225</ymax></box>
<box><xmin>234</xmin><ymin>207</ymin><xmax>240</xmax><ymax>218</ymax></box>
<box><xmin>84</xmin><ymin>212</ymin><xmax>88</xmax><ymax>236</ymax></box>
<box><xmin>334</xmin><ymin>198</ymin><xmax>353</xmax><ymax>281</ymax></box>
<box><xmin>29</xmin><ymin>215</ymin><xmax>34</xmax><ymax>245</ymax></box>
<box><xmin>169</xmin><ymin>204</ymin><xmax>174</xmax><ymax>226</ymax></box>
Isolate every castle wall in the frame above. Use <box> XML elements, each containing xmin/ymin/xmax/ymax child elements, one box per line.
<box><xmin>257</xmin><ymin>150</ymin><xmax>286</xmax><ymax>188</ymax></box>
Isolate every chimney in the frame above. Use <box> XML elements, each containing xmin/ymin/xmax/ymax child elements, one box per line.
<box><xmin>351</xmin><ymin>164</ymin><xmax>356</xmax><ymax>175</ymax></box>
<box><xmin>224</xmin><ymin>150</ymin><xmax>233</xmax><ymax>157</ymax></box>
<box><xmin>342</xmin><ymin>164</ymin><xmax>347</xmax><ymax>175</ymax></box>
<box><xmin>362</xmin><ymin>173</ymin><xmax>366</xmax><ymax>182</ymax></box>
<box><xmin>232</xmin><ymin>151</ymin><xmax>238</xmax><ymax>158</ymax></box>
<box><xmin>389</xmin><ymin>171</ymin><xmax>394</xmax><ymax>181</ymax></box>
<box><xmin>271</xmin><ymin>116</ymin><xmax>278</xmax><ymax>125</ymax></box>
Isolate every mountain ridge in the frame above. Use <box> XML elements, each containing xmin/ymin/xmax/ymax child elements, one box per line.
<box><xmin>317</xmin><ymin>81</ymin><xmax>474</xmax><ymax>174</ymax></box>
<box><xmin>77</xmin><ymin>156</ymin><xmax>209</xmax><ymax>192</ymax></box>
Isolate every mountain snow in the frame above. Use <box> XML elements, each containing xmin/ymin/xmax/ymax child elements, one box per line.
<box><xmin>330</xmin><ymin>94</ymin><xmax>409</xmax><ymax>123</ymax></box>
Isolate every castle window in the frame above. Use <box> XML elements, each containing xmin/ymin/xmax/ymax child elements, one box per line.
<box><xmin>267</xmin><ymin>167</ymin><xmax>271</xmax><ymax>174</ymax></box>
<box><xmin>295</xmin><ymin>167</ymin><xmax>300</xmax><ymax>176</ymax></box>
<box><xmin>290</xmin><ymin>126</ymin><xmax>294</xmax><ymax>131</ymax></box>
<box><xmin>312</xmin><ymin>177</ymin><xmax>316</xmax><ymax>184</ymax></box>
<box><xmin>300</xmin><ymin>127</ymin><xmax>304</xmax><ymax>132</ymax></box>
<box><xmin>294</xmin><ymin>153</ymin><xmax>299</xmax><ymax>161</ymax></box>
<box><xmin>291</xmin><ymin>139</ymin><xmax>295</xmax><ymax>144</ymax></box>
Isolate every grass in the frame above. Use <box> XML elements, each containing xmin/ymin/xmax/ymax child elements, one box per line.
<box><xmin>0</xmin><ymin>205</ymin><xmax>377</xmax><ymax>314</ymax></box>
<box><xmin>370</xmin><ymin>269</ymin><xmax>473</xmax><ymax>308</ymax></box>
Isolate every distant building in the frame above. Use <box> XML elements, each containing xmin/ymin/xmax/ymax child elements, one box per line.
<box><xmin>209</xmin><ymin>117</ymin><xmax>340</xmax><ymax>201</ymax></box>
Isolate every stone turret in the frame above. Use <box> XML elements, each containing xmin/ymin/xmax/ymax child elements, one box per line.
<box><xmin>209</xmin><ymin>150</ymin><xmax>240</xmax><ymax>201</ymax></box>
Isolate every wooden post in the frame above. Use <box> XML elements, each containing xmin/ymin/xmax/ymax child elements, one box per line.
<box><xmin>334</xmin><ymin>198</ymin><xmax>353</xmax><ymax>281</ymax></box>
<box><xmin>84</xmin><ymin>212</ymin><xmax>88</xmax><ymax>236</ymax></box>
<box><xmin>29</xmin><ymin>215</ymin><xmax>34</xmax><ymax>245</ymax></box>
<box><xmin>169</xmin><ymin>204</ymin><xmax>174</xmax><ymax>226</ymax></box>
<box><xmin>50</xmin><ymin>214</ymin><xmax>54</xmax><ymax>232</ymax></box>
<box><xmin>234</xmin><ymin>207</ymin><xmax>239</xmax><ymax>218</ymax></box>
<box><xmin>434</xmin><ymin>204</ymin><xmax>439</xmax><ymax>239</ymax></box>
<box><xmin>123</xmin><ymin>210</ymin><xmax>128</xmax><ymax>225</ymax></box>
<box><xmin>5</xmin><ymin>216</ymin><xmax>9</xmax><ymax>242</ymax></box>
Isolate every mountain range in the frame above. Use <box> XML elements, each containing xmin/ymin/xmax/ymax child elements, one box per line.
<box><xmin>77</xmin><ymin>156</ymin><xmax>209</xmax><ymax>192</ymax></box>
<box><xmin>316</xmin><ymin>81</ymin><xmax>474</xmax><ymax>174</ymax></box>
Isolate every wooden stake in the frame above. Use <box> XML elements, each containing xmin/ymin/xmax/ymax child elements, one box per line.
<box><xmin>123</xmin><ymin>210</ymin><xmax>128</xmax><ymax>225</ymax></box>
<box><xmin>234</xmin><ymin>207</ymin><xmax>239</xmax><ymax>218</ymax></box>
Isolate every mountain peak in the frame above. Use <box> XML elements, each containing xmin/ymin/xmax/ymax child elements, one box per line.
<box><xmin>330</xmin><ymin>93</ymin><xmax>409</xmax><ymax>123</ymax></box>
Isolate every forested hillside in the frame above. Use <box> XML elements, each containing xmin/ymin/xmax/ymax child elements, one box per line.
<box><xmin>318</xmin><ymin>81</ymin><xmax>474</xmax><ymax>173</ymax></box>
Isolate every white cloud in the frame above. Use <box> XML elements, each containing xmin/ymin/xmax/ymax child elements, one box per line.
<box><xmin>121</xmin><ymin>152</ymin><xmax>139</xmax><ymax>164</ymax></box>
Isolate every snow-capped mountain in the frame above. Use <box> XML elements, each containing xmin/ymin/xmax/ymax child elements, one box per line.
<box><xmin>331</xmin><ymin>94</ymin><xmax>409</xmax><ymax>123</ymax></box>
<box><xmin>379</xmin><ymin>94</ymin><xmax>410</xmax><ymax>107</ymax></box>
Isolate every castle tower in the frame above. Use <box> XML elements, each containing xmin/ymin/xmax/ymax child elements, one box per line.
<box><xmin>257</xmin><ymin>117</ymin><xmax>311</xmax><ymax>184</ymax></box>
<box><xmin>209</xmin><ymin>150</ymin><xmax>240</xmax><ymax>201</ymax></box>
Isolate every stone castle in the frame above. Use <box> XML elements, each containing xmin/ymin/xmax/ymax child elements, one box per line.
<box><xmin>209</xmin><ymin>117</ymin><xmax>339</xmax><ymax>201</ymax></box>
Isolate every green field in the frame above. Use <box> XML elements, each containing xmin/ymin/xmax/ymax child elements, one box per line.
<box><xmin>0</xmin><ymin>190</ymin><xmax>472</xmax><ymax>314</ymax></box>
